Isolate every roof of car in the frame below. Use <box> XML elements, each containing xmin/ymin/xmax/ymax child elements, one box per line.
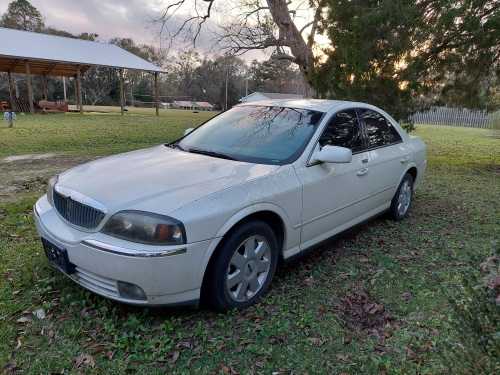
<box><xmin>238</xmin><ymin>99</ymin><xmax>367</xmax><ymax>112</ymax></box>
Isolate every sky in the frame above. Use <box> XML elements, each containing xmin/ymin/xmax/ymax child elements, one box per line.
<box><xmin>0</xmin><ymin>0</ymin><xmax>321</xmax><ymax>61</ymax></box>
<box><xmin>0</xmin><ymin>0</ymin><xmax>170</xmax><ymax>45</ymax></box>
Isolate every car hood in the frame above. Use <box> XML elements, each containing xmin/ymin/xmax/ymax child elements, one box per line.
<box><xmin>57</xmin><ymin>145</ymin><xmax>279</xmax><ymax>214</ymax></box>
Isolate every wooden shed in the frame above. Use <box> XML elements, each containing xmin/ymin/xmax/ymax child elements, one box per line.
<box><xmin>0</xmin><ymin>27</ymin><xmax>164</xmax><ymax>115</ymax></box>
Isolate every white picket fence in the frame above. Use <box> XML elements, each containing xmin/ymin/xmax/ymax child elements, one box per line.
<box><xmin>412</xmin><ymin>107</ymin><xmax>500</xmax><ymax>129</ymax></box>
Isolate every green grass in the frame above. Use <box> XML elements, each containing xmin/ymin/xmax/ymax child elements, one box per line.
<box><xmin>0</xmin><ymin>108</ymin><xmax>216</xmax><ymax>158</ymax></box>
<box><xmin>0</xmin><ymin>120</ymin><xmax>499</xmax><ymax>374</ymax></box>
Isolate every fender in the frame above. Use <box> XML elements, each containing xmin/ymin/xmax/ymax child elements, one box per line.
<box><xmin>197</xmin><ymin>202</ymin><xmax>297</xmax><ymax>284</ymax></box>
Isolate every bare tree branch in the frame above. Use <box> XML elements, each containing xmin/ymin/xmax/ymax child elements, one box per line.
<box><xmin>157</xmin><ymin>0</ymin><xmax>322</xmax><ymax>92</ymax></box>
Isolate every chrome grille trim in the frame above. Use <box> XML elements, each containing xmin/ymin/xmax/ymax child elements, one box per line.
<box><xmin>53</xmin><ymin>189</ymin><xmax>105</xmax><ymax>229</ymax></box>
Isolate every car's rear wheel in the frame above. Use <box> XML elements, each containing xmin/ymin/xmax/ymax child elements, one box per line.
<box><xmin>390</xmin><ymin>173</ymin><xmax>414</xmax><ymax>220</ymax></box>
<box><xmin>203</xmin><ymin>220</ymin><xmax>279</xmax><ymax>311</ymax></box>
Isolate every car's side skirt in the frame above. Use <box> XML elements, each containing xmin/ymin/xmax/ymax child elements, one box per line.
<box><xmin>283</xmin><ymin>202</ymin><xmax>390</xmax><ymax>259</ymax></box>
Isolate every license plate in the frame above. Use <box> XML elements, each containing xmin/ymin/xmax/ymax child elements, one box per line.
<box><xmin>41</xmin><ymin>238</ymin><xmax>76</xmax><ymax>274</ymax></box>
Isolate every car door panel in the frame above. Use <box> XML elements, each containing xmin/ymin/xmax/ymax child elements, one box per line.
<box><xmin>365</xmin><ymin>144</ymin><xmax>411</xmax><ymax>206</ymax></box>
<box><xmin>357</xmin><ymin>108</ymin><xmax>409</xmax><ymax>208</ymax></box>
<box><xmin>295</xmin><ymin>108</ymin><xmax>373</xmax><ymax>248</ymax></box>
<box><xmin>295</xmin><ymin>151</ymin><xmax>372</xmax><ymax>247</ymax></box>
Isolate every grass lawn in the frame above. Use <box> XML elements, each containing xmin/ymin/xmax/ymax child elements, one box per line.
<box><xmin>0</xmin><ymin>108</ymin><xmax>216</xmax><ymax>158</ymax></box>
<box><xmin>0</xmin><ymin>114</ymin><xmax>499</xmax><ymax>374</ymax></box>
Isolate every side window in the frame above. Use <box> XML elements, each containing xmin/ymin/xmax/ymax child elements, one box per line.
<box><xmin>319</xmin><ymin>109</ymin><xmax>364</xmax><ymax>153</ymax></box>
<box><xmin>358</xmin><ymin>109</ymin><xmax>402</xmax><ymax>148</ymax></box>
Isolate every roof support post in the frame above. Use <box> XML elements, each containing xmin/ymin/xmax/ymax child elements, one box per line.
<box><xmin>76</xmin><ymin>67</ymin><xmax>83</xmax><ymax>114</ymax></box>
<box><xmin>119</xmin><ymin>69</ymin><xmax>125</xmax><ymax>116</ymax></box>
<box><xmin>62</xmin><ymin>76</ymin><xmax>67</xmax><ymax>102</ymax></box>
<box><xmin>154</xmin><ymin>72</ymin><xmax>159</xmax><ymax>116</ymax></box>
<box><xmin>7</xmin><ymin>71</ymin><xmax>16</xmax><ymax>111</ymax></box>
<box><xmin>25</xmin><ymin>61</ymin><xmax>34</xmax><ymax>113</ymax></box>
<box><xmin>42</xmin><ymin>74</ymin><xmax>48</xmax><ymax>100</ymax></box>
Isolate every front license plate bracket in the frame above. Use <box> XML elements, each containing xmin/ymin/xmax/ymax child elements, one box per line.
<box><xmin>41</xmin><ymin>238</ymin><xmax>76</xmax><ymax>274</ymax></box>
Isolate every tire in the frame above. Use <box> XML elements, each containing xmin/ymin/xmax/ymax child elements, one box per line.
<box><xmin>203</xmin><ymin>220</ymin><xmax>279</xmax><ymax>311</ymax></box>
<box><xmin>389</xmin><ymin>173</ymin><xmax>414</xmax><ymax>221</ymax></box>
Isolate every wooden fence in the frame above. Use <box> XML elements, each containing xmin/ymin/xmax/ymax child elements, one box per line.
<box><xmin>411</xmin><ymin>107</ymin><xmax>500</xmax><ymax>129</ymax></box>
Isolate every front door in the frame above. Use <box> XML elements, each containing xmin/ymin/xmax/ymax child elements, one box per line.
<box><xmin>294</xmin><ymin>109</ymin><xmax>371</xmax><ymax>249</ymax></box>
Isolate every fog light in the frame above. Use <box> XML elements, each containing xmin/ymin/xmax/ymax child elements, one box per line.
<box><xmin>117</xmin><ymin>281</ymin><xmax>147</xmax><ymax>300</ymax></box>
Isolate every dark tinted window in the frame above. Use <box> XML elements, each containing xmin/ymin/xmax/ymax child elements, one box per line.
<box><xmin>358</xmin><ymin>109</ymin><xmax>402</xmax><ymax>148</ymax></box>
<box><xmin>319</xmin><ymin>109</ymin><xmax>364</xmax><ymax>152</ymax></box>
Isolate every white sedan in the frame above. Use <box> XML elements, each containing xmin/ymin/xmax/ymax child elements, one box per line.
<box><xmin>34</xmin><ymin>99</ymin><xmax>426</xmax><ymax>310</ymax></box>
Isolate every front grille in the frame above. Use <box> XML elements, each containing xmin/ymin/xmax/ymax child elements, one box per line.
<box><xmin>53</xmin><ymin>189</ymin><xmax>105</xmax><ymax>229</ymax></box>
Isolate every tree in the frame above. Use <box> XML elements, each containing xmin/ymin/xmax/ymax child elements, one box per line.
<box><xmin>248</xmin><ymin>58</ymin><xmax>306</xmax><ymax>94</ymax></box>
<box><xmin>0</xmin><ymin>0</ymin><xmax>44</xmax><ymax>31</ymax></box>
<box><xmin>158</xmin><ymin>0</ymin><xmax>325</xmax><ymax>91</ymax></box>
<box><xmin>314</xmin><ymin>0</ymin><xmax>500</xmax><ymax>122</ymax></box>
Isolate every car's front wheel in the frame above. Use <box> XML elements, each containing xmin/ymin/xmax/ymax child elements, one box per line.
<box><xmin>390</xmin><ymin>173</ymin><xmax>414</xmax><ymax>220</ymax></box>
<box><xmin>203</xmin><ymin>220</ymin><xmax>279</xmax><ymax>311</ymax></box>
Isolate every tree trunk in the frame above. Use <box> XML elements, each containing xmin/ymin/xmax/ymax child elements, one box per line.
<box><xmin>266</xmin><ymin>0</ymin><xmax>315</xmax><ymax>95</ymax></box>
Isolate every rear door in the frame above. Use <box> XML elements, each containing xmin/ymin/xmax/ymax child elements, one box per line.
<box><xmin>356</xmin><ymin>108</ymin><xmax>410</xmax><ymax>209</ymax></box>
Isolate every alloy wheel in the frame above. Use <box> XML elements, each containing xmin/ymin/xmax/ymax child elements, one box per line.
<box><xmin>225</xmin><ymin>235</ymin><xmax>272</xmax><ymax>302</ymax></box>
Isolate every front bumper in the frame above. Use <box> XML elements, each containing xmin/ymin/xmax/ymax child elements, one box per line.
<box><xmin>33</xmin><ymin>195</ymin><xmax>213</xmax><ymax>306</ymax></box>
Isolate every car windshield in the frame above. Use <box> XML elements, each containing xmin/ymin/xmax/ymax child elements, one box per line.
<box><xmin>176</xmin><ymin>105</ymin><xmax>324</xmax><ymax>165</ymax></box>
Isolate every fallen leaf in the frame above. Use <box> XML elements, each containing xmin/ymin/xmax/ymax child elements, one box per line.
<box><xmin>487</xmin><ymin>276</ymin><xmax>500</xmax><ymax>290</ymax></box>
<box><xmin>16</xmin><ymin>315</ymin><xmax>32</xmax><ymax>324</ymax></box>
<box><xmin>304</xmin><ymin>276</ymin><xmax>314</xmax><ymax>286</ymax></box>
<box><xmin>336</xmin><ymin>353</ymin><xmax>349</xmax><ymax>362</ymax></box>
<box><xmin>170</xmin><ymin>351</ymin><xmax>180</xmax><ymax>364</ymax></box>
<box><xmin>176</xmin><ymin>340</ymin><xmax>193</xmax><ymax>350</ymax></box>
<box><xmin>401</xmin><ymin>291</ymin><xmax>412</xmax><ymax>302</ymax></box>
<box><xmin>307</xmin><ymin>337</ymin><xmax>325</xmax><ymax>346</ymax></box>
<box><xmin>74</xmin><ymin>353</ymin><xmax>95</xmax><ymax>369</ymax></box>
<box><xmin>2</xmin><ymin>361</ymin><xmax>18</xmax><ymax>374</ymax></box>
<box><xmin>33</xmin><ymin>308</ymin><xmax>46</xmax><ymax>320</ymax></box>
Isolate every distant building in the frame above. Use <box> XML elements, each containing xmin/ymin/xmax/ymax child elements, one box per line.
<box><xmin>194</xmin><ymin>101</ymin><xmax>214</xmax><ymax>111</ymax></box>
<box><xmin>239</xmin><ymin>92</ymin><xmax>304</xmax><ymax>103</ymax></box>
<box><xmin>172</xmin><ymin>101</ymin><xmax>215</xmax><ymax>111</ymax></box>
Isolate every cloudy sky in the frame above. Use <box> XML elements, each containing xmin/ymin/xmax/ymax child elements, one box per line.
<box><xmin>0</xmin><ymin>0</ymin><xmax>175</xmax><ymax>45</ymax></box>
<box><xmin>0</xmin><ymin>0</ymin><xmax>320</xmax><ymax>60</ymax></box>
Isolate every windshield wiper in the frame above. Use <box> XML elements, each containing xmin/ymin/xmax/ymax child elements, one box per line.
<box><xmin>167</xmin><ymin>142</ymin><xmax>185</xmax><ymax>151</ymax></box>
<box><xmin>187</xmin><ymin>147</ymin><xmax>237</xmax><ymax>161</ymax></box>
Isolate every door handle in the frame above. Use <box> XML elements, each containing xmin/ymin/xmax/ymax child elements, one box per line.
<box><xmin>357</xmin><ymin>168</ymin><xmax>369</xmax><ymax>176</ymax></box>
<box><xmin>400</xmin><ymin>155</ymin><xmax>410</xmax><ymax>164</ymax></box>
<box><xmin>361</xmin><ymin>158</ymin><xmax>369</xmax><ymax>164</ymax></box>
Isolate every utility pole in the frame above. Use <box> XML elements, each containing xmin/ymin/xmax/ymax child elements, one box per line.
<box><xmin>225</xmin><ymin>67</ymin><xmax>229</xmax><ymax>111</ymax></box>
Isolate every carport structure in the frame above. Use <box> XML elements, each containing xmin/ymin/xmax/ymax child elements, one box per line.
<box><xmin>0</xmin><ymin>27</ymin><xmax>164</xmax><ymax>115</ymax></box>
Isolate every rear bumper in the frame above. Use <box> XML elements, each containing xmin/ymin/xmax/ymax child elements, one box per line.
<box><xmin>34</xmin><ymin>195</ymin><xmax>213</xmax><ymax>306</ymax></box>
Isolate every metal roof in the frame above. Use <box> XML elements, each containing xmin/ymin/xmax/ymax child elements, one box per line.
<box><xmin>240</xmin><ymin>92</ymin><xmax>304</xmax><ymax>102</ymax></box>
<box><xmin>0</xmin><ymin>27</ymin><xmax>163</xmax><ymax>76</ymax></box>
<box><xmin>238</xmin><ymin>99</ymin><xmax>359</xmax><ymax>112</ymax></box>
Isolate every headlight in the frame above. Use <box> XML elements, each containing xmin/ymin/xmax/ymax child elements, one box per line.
<box><xmin>101</xmin><ymin>210</ymin><xmax>186</xmax><ymax>245</ymax></box>
<box><xmin>47</xmin><ymin>175</ymin><xmax>58</xmax><ymax>206</ymax></box>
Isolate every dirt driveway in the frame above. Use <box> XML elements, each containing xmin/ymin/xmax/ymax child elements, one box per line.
<box><xmin>0</xmin><ymin>153</ymin><xmax>96</xmax><ymax>203</ymax></box>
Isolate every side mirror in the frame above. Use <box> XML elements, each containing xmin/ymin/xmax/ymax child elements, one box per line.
<box><xmin>184</xmin><ymin>128</ymin><xmax>194</xmax><ymax>136</ymax></box>
<box><xmin>312</xmin><ymin>145</ymin><xmax>352</xmax><ymax>164</ymax></box>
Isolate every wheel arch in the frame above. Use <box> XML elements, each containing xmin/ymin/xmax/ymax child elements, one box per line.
<box><xmin>406</xmin><ymin>166</ymin><xmax>418</xmax><ymax>182</ymax></box>
<box><xmin>199</xmin><ymin>204</ymin><xmax>289</xmax><ymax>297</ymax></box>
